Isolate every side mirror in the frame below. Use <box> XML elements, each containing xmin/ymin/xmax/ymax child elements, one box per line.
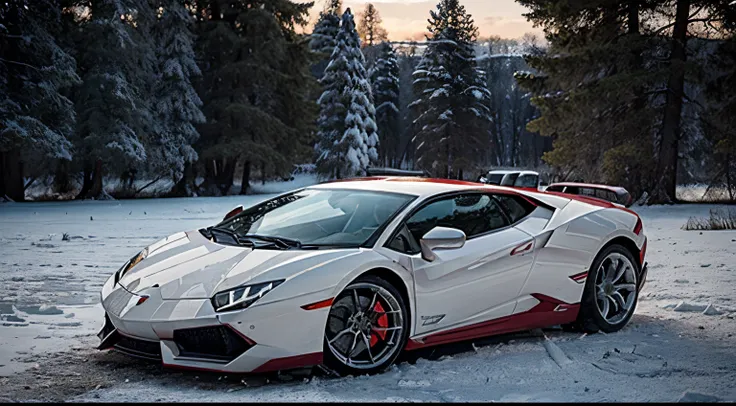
<box><xmin>420</xmin><ymin>226</ymin><xmax>466</xmax><ymax>262</ymax></box>
<box><xmin>223</xmin><ymin>205</ymin><xmax>244</xmax><ymax>221</ymax></box>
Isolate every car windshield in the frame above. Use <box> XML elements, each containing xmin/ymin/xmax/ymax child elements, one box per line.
<box><xmin>213</xmin><ymin>188</ymin><xmax>415</xmax><ymax>248</ymax></box>
<box><xmin>514</xmin><ymin>174</ymin><xmax>538</xmax><ymax>188</ymax></box>
<box><xmin>486</xmin><ymin>173</ymin><xmax>504</xmax><ymax>185</ymax></box>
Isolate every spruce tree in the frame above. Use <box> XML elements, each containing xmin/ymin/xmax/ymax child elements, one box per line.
<box><xmin>411</xmin><ymin>0</ymin><xmax>492</xmax><ymax>179</ymax></box>
<box><xmin>0</xmin><ymin>0</ymin><xmax>80</xmax><ymax>201</ymax></box>
<box><xmin>516</xmin><ymin>0</ymin><xmax>735</xmax><ymax>202</ymax></box>
<box><xmin>370</xmin><ymin>42</ymin><xmax>401</xmax><ymax>167</ymax></box>
<box><xmin>151</xmin><ymin>0</ymin><xmax>205</xmax><ymax>197</ymax></box>
<box><xmin>703</xmin><ymin>36</ymin><xmax>736</xmax><ymax>202</ymax></box>
<box><xmin>357</xmin><ymin>3</ymin><xmax>388</xmax><ymax>47</ymax></box>
<box><xmin>315</xmin><ymin>8</ymin><xmax>378</xmax><ymax>179</ymax></box>
<box><xmin>308</xmin><ymin>0</ymin><xmax>341</xmax><ymax>79</ymax></box>
<box><xmin>72</xmin><ymin>0</ymin><xmax>158</xmax><ymax>199</ymax></box>
<box><xmin>309</xmin><ymin>0</ymin><xmax>341</xmax><ymax>55</ymax></box>
<box><xmin>195</xmin><ymin>0</ymin><xmax>316</xmax><ymax>195</ymax></box>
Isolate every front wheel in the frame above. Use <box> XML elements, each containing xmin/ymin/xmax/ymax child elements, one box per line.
<box><xmin>323</xmin><ymin>275</ymin><xmax>409</xmax><ymax>376</ymax></box>
<box><xmin>577</xmin><ymin>244</ymin><xmax>640</xmax><ymax>333</ymax></box>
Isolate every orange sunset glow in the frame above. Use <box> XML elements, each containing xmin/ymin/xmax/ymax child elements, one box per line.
<box><xmin>305</xmin><ymin>0</ymin><xmax>543</xmax><ymax>41</ymax></box>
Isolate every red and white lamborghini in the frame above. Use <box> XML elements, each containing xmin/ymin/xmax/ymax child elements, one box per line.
<box><xmin>98</xmin><ymin>177</ymin><xmax>648</xmax><ymax>376</ymax></box>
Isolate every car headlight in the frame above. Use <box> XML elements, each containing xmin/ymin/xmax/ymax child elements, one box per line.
<box><xmin>212</xmin><ymin>280</ymin><xmax>285</xmax><ymax>312</ymax></box>
<box><xmin>116</xmin><ymin>248</ymin><xmax>149</xmax><ymax>283</ymax></box>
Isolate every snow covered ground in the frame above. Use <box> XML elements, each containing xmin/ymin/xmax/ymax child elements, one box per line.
<box><xmin>0</xmin><ymin>197</ymin><xmax>735</xmax><ymax>402</ymax></box>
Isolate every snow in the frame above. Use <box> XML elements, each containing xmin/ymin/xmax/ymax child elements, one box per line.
<box><xmin>1</xmin><ymin>202</ymin><xmax>735</xmax><ymax>401</ymax></box>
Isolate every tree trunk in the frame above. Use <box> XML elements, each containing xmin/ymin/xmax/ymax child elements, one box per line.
<box><xmin>53</xmin><ymin>160</ymin><xmax>71</xmax><ymax>194</ymax></box>
<box><xmin>216</xmin><ymin>158</ymin><xmax>235</xmax><ymax>196</ymax></box>
<box><xmin>261</xmin><ymin>162</ymin><xmax>266</xmax><ymax>185</ymax></box>
<box><xmin>76</xmin><ymin>163</ymin><xmax>93</xmax><ymax>200</ymax></box>
<box><xmin>650</xmin><ymin>0</ymin><xmax>690</xmax><ymax>204</ymax></box>
<box><xmin>169</xmin><ymin>161</ymin><xmax>195</xmax><ymax>197</ymax></box>
<box><xmin>1</xmin><ymin>150</ymin><xmax>25</xmax><ymax>201</ymax></box>
<box><xmin>87</xmin><ymin>159</ymin><xmax>104</xmax><ymax>199</ymax></box>
<box><xmin>240</xmin><ymin>160</ymin><xmax>251</xmax><ymax>195</ymax></box>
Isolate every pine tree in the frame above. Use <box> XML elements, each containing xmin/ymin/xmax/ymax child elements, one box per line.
<box><xmin>703</xmin><ymin>35</ymin><xmax>736</xmax><ymax>202</ymax></box>
<box><xmin>411</xmin><ymin>0</ymin><xmax>492</xmax><ymax>179</ymax></box>
<box><xmin>315</xmin><ymin>8</ymin><xmax>379</xmax><ymax>179</ymax></box>
<box><xmin>309</xmin><ymin>0</ymin><xmax>341</xmax><ymax>55</ymax></box>
<box><xmin>72</xmin><ymin>0</ymin><xmax>158</xmax><ymax>199</ymax></box>
<box><xmin>195</xmin><ymin>0</ymin><xmax>317</xmax><ymax>195</ymax></box>
<box><xmin>308</xmin><ymin>0</ymin><xmax>341</xmax><ymax>79</ymax></box>
<box><xmin>151</xmin><ymin>0</ymin><xmax>205</xmax><ymax>197</ymax></box>
<box><xmin>0</xmin><ymin>0</ymin><xmax>80</xmax><ymax>201</ymax></box>
<box><xmin>357</xmin><ymin>3</ymin><xmax>388</xmax><ymax>48</ymax></box>
<box><xmin>370</xmin><ymin>42</ymin><xmax>401</xmax><ymax>167</ymax></box>
<box><xmin>516</xmin><ymin>0</ymin><xmax>735</xmax><ymax>202</ymax></box>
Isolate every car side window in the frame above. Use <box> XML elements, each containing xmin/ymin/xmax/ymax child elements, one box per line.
<box><xmin>579</xmin><ymin>187</ymin><xmax>596</xmax><ymax>197</ymax></box>
<box><xmin>595</xmin><ymin>189</ymin><xmax>610</xmax><ymax>201</ymax></box>
<box><xmin>493</xmin><ymin>194</ymin><xmax>535</xmax><ymax>224</ymax></box>
<box><xmin>404</xmin><ymin>194</ymin><xmax>509</xmax><ymax>245</ymax></box>
<box><xmin>501</xmin><ymin>173</ymin><xmax>519</xmax><ymax>186</ymax></box>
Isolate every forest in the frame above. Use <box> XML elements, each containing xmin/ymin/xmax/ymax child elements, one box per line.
<box><xmin>1</xmin><ymin>0</ymin><xmax>735</xmax><ymax>204</ymax></box>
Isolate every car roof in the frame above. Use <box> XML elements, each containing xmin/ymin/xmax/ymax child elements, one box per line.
<box><xmin>548</xmin><ymin>182</ymin><xmax>628</xmax><ymax>194</ymax></box>
<box><xmin>309</xmin><ymin>177</ymin><xmax>533</xmax><ymax>199</ymax></box>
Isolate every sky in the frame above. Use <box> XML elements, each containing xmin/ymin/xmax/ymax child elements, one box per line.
<box><xmin>304</xmin><ymin>0</ymin><xmax>544</xmax><ymax>41</ymax></box>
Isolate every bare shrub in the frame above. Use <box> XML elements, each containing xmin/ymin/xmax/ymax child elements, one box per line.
<box><xmin>683</xmin><ymin>208</ymin><xmax>736</xmax><ymax>230</ymax></box>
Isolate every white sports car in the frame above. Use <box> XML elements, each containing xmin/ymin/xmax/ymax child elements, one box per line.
<box><xmin>97</xmin><ymin>177</ymin><xmax>648</xmax><ymax>376</ymax></box>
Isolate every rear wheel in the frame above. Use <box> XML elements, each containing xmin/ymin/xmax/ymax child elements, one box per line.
<box><xmin>577</xmin><ymin>244</ymin><xmax>639</xmax><ymax>333</ymax></box>
<box><xmin>323</xmin><ymin>275</ymin><xmax>409</xmax><ymax>376</ymax></box>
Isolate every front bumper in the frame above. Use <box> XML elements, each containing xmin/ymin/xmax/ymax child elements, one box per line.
<box><xmin>98</xmin><ymin>277</ymin><xmax>331</xmax><ymax>373</ymax></box>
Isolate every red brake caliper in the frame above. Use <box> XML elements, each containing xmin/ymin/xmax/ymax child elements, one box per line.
<box><xmin>369</xmin><ymin>301</ymin><xmax>389</xmax><ymax>347</ymax></box>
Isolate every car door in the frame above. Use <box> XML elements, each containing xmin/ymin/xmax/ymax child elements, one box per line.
<box><xmin>385</xmin><ymin>192</ymin><xmax>537</xmax><ymax>336</ymax></box>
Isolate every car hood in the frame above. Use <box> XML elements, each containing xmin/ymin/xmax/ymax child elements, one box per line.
<box><xmin>117</xmin><ymin>230</ymin><xmax>360</xmax><ymax>300</ymax></box>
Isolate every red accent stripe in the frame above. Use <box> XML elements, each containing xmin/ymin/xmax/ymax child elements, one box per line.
<box><xmin>640</xmin><ymin>237</ymin><xmax>647</xmax><ymax>265</ymax></box>
<box><xmin>162</xmin><ymin>362</ymin><xmax>230</xmax><ymax>373</ymax></box>
<box><xmin>404</xmin><ymin>293</ymin><xmax>579</xmax><ymax>350</ymax></box>
<box><xmin>570</xmin><ymin>271</ymin><xmax>588</xmax><ymax>281</ymax></box>
<box><xmin>162</xmin><ymin>352</ymin><xmax>324</xmax><ymax>374</ymax></box>
<box><xmin>162</xmin><ymin>352</ymin><xmax>323</xmax><ymax>374</ymax></box>
<box><xmin>301</xmin><ymin>298</ymin><xmax>334</xmax><ymax>310</ymax></box>
<box><xmin>633</xmin><ymin>217</ymin><xmax>643</xmax><ymax>235</ymax></box>
<box><xmin>510</xmin><ymin>241</ymin><xmax>533</xmax><ymax>256</ymax></box>
<box><xmin>251</xmin><ymin>352</ymin><xmax>323</xmax><ymax>374</ymax></box>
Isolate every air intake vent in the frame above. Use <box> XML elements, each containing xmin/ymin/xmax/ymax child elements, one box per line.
<box><xmin>173</xmin><ymin>325</ymin><xmax>253</xmax><ymax>362</ymax></box>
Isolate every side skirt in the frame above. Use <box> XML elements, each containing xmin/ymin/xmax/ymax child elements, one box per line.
<box><xmin>405</xmin><ymin>293</ymin><xmax>579</xmax><ymax>350</ymax></box>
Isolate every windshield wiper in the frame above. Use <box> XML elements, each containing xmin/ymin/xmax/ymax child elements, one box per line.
<box><xmin>240</xmin><ymin>234</ymin><xmax>302</xmax><ymax>249</ymax></box>
<box><xmin>209</xmin><ymin>227</ymin><xmax>254</xmax><ymax>247</ymax></box>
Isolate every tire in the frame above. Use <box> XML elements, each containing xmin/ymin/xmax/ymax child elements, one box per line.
<box><xmin>577</xmin><ymin>244</ymin><xmax>640</xmax><ymax>334</ymax></box>
<box><xmin>323</xmin><ymin>275</ymin><xmax>409</xmax><ymax>376</ymax></box>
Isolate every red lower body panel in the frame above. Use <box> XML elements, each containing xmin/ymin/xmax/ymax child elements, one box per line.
<box><xmin>251</xmin><ymin>352</ymin><xmax>323</xmax><ymax>374</ymax></box>
<box><xmin>405</xmin><ymin>293</ymin><xmax>580</xmax><ymax>350</ymax></box>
